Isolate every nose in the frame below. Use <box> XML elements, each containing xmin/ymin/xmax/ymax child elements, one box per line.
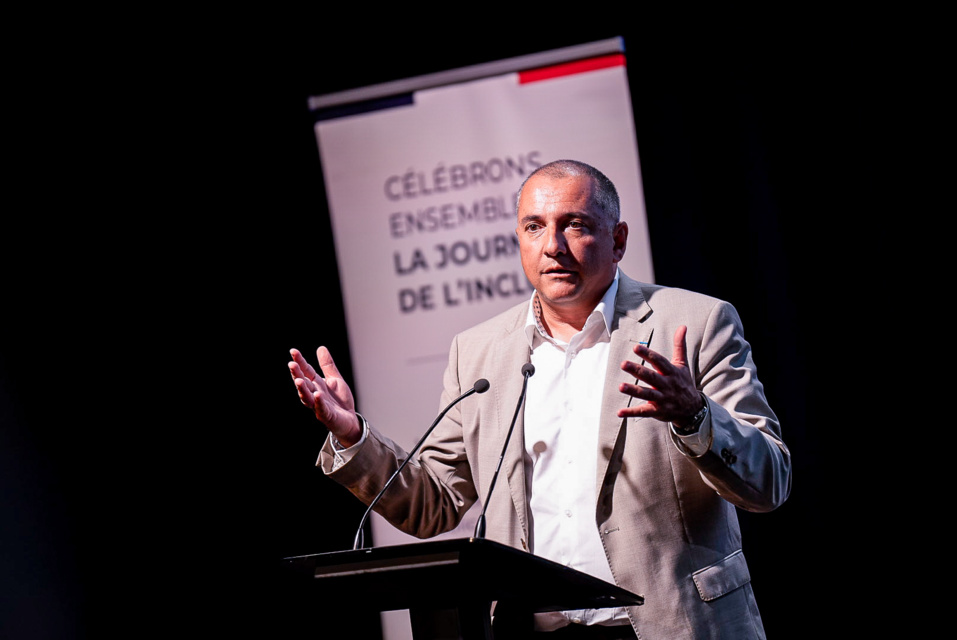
<box><xmin>544</xmin><ymin>226</ymin><xmax>567</xmax><ymax>257</ymax></box>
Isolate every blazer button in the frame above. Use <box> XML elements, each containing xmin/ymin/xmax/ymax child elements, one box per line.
<box><xmin>721</xmin><ymin>448</ymin><xmax>737</xmax><ymax>465</ymax></box>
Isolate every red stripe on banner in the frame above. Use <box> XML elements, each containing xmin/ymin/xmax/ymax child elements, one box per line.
<box><xmin>518</xmin><ymin>53</ymin><xmax>626</xmax><ymax>84</ymax></box>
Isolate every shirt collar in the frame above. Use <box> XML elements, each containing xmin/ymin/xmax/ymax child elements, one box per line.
<box><xmin>524</xmin><ymin>269</ymin><xmax>619</xmax><ymax>348</ymax></box>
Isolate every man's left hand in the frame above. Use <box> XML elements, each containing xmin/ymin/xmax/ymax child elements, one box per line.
<box><xmin>617</xmin><ymin>325</ymin><xmax>703</xmax><ymax>426</ymax></box>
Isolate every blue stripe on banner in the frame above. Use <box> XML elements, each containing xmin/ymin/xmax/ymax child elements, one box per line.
<box><xmin>312</xmin><ymin>93</ymin><xmax>415</xmax><ymax>122</ymax></box>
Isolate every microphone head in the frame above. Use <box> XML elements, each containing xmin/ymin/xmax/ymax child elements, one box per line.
<box><xmin>521</xmin><ymin>363</ymin><xmax>536</xmax><ymax>377</ymax></box>
<box><xmin>473</xmin><ymin>379</ymin><xmax>490</xmax><ymax>394</ymax></box>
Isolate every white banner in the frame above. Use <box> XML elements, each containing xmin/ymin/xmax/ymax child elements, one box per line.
<box><xmin>310</xmin><ymin>38</ymin><xmax>653</xmax><ymax>639</ymax></box>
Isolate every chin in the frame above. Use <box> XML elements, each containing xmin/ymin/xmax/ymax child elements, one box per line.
<box><xmin>540</xmin><ymin>288</ymin><xmax>582</xmax><ymax>306</ymax></box>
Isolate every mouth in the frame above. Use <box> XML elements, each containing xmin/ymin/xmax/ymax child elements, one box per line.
<box><xmin>542</xmin><ymin>267</ymin><xmax>577</xmax><ymax>278</ymax></box>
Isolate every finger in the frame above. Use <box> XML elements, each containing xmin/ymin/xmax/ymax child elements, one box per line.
<box><xmin>288</xmin><ymin>350</ymin><xmax>310</xmax><ymax>377</ymax></box>
<box><xmin>290</xmin><ymin>348</ymin><xmax>319</xmax><ymax>380</ymax></box>
<box><xmin>633</xmin><ymin>343</ymin><xmax>674</xmax><ymax>374</ymax></box>
<box><xmin>672</xmin><ymin>326</ymin><xmax>689</xmax><ymax>367</ymax></box>
<box><xmin>618</xmin><ymin>381</ymin><xmax>661</xmax><ymax>403</ymax></box>
<box><xmin>289</xmin><ymin>360</ymin><xmax>317</xmax><ymax>389</ymax></box>
<box><xmin>295</xmin><ymin>361</ymin><xmax>329</xmax><ymax>398</ymax></box>
<box><xmin>617</xmin><ymin>402</ymin><xmax>659</xmax><ymax>419</ymax></box>
<box><xmin>288</xmin><ymin>360</ymin><xmax>304</xmax><ymax>381</ymax></box>
<box><xmin>295</xmin><ymin>378</ymin><xmax>317</xmax><ymax>408</ymax></box>
<box><xmin>618</xmin><ymin>406</ymin><xmax>645</xmax><ymax>419</ymax></box>
<box><xmin>621</xmin><ymin>360</ymin><xmax>665</xmax><ymax>389</ymax></box>
<box><xmin>316</xmin><ymin>346</ymin><xmax>344</xmax><ymax>381</ymax></box>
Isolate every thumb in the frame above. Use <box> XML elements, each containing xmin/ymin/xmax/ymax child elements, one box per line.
<box><xmin>672</xmin><ymin>325</ymin><xmax>689</xmax><ymax>367</ymax></box>
<box><xmin>316</xmin><ymin>346</ymin><xmax>343</xmax><ymax>380</ymax></box>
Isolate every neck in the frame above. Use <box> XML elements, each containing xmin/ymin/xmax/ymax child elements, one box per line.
<box><xmin>536</xmin><ymin>297</ymin><xmax>597</xmax><ymax>343</ymax></box>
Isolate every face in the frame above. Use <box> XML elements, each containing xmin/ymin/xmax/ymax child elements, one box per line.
<box><xmin>516</xmin><ymin>173</ymin><xmax>628</xmax><ymax>319</ymax></box>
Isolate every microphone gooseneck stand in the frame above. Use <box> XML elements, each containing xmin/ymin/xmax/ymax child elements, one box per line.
<box><xmin>352</xmin><ymin>378</ymin><xmax>490</xmax><ymax>550</ymax></box>
<box><xmin>474</xmin><ymin>363</ymin><xmax>535</xmax><ymax>539</ymax></box>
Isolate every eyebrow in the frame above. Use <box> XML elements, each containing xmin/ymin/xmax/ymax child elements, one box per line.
<box><xmin>518</xmin><ymin>211</ymin><xmax>597</xmax><ymax>226</ymax></box>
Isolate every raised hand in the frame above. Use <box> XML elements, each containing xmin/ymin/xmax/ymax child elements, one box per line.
<box><xmin>616</xmin><ymin>326</ymin><xmax>704</xmax><ymax>427</ymax></box>
<box><xmin>288</xmin><ymin>346</ymin><xmax>362</xmax><ymax>446</ymax></box>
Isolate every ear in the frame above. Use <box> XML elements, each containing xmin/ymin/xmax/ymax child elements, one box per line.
<box><xmin>612</xmin><ymin>221</ymin><xmax>628</xmax><ymax>262</ymax></box>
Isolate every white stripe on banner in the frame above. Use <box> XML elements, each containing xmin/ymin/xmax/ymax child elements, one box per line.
<box><xmin>310</xmin><ymin>38</ymin><xmax>653</xmax><ymax>640</ymax></box>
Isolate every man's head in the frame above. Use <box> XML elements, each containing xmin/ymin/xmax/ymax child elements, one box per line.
<box><xmin>515</xmin><ymin>160</ymin><xmax>628</xmax><ymax>324</ymax></box>
<box><xmin>517</xmin><ymin>160</ymin><xmax>621</xmax><ymax>224</ymax></box>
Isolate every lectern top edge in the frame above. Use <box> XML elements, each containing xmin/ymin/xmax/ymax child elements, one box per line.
<box><xmin>282</xmin><ymin>536</ymin><xmax>644</xmax><ymax>613</ymax></box>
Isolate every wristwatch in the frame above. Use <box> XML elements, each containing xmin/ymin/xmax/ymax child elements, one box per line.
<box><xmin>674</xmin><ymin>395</ymin><xmax>708</xmax><ymax>435</ymax></box>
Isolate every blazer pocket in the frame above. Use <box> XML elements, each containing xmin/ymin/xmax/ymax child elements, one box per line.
<box><xmin>691</xmin><ymin>549</ymin><xmax>751</xmax><ymax>601</ymax></box>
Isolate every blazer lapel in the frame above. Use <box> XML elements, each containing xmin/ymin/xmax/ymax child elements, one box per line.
<box><xmin>492</xmin><ymin>310</ymin><xmax>533</xmax><ymax>540</ymax></box>
<box><xmin>596</xmin><ymin>274</ymin><xmax>653</xmax><ymax>501</ymax></box>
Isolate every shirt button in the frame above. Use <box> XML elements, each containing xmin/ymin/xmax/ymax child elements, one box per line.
<box><xmin>565</xmin><ymin>509</ymin><xmax>572</xmax><ymax>517</ymax></box>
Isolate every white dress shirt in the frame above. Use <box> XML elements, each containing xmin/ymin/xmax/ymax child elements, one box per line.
<box><xmin>521</xmin><ymin>272</ymin><xmax>629</xmax><ymax>630</ymax></box>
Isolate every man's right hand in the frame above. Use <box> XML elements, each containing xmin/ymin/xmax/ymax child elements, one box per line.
<box><xmin>288</xmin><ymin>347</ymin><xmax>362</xmax><ymax>447</ymax></box>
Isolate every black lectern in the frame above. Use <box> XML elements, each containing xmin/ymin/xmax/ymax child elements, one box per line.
<box><xmin>283</xmin><ymin>537</ymin><xmax>642</xmax><ymax>640</ymax></box>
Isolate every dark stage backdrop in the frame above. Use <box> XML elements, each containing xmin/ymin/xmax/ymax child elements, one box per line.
<box><xmin>3</xmin><ymin>22</ymin><xmax>849</xmax><ymax>640</ymax></box>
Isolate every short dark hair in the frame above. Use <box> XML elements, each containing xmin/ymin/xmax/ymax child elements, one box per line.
<box><xmin>517</xmin><ymin>159</ymin><xmax>621</xmax><ymax>223</ymax></box>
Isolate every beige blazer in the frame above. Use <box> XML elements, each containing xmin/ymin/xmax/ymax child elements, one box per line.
<box><xmin>321</xmin><ymin>273</ymin><xmax>791</xmax><ymax>639</ymax></box>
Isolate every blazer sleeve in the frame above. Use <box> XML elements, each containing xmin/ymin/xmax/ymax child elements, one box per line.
<box><xmin>675</xmin><ymin>299</ymin><xmax>792</xmax><ymax>512</ymax></box>
<box><xmin>317</xmin><ymin>334</ymin><xmax>479</xmax><ymax>538</ymax></box>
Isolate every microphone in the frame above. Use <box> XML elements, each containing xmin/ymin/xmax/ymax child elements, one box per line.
<box><xmin>352</xmin><ymin>378</ymin><xmax>490</xmax><ymax>550</ymax></box>
<box><xmin>473</xmin><ymin>363</ymin><xmax>535</xmax><ymax>539</ymax></box>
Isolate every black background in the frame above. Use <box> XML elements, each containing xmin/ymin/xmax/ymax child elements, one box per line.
<box><xmin>3</xmin><ymin>16</ymin><xmax>883</xmax><ymax>639</ymax></box>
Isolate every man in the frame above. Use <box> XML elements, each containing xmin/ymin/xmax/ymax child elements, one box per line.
<box><xmin>289</xmin><ymin>160</ymin><xmax>791</xmax><ymax>639</ymax></box>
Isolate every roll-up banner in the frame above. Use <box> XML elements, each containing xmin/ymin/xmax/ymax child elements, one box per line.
<box><xmin>309</xmin><ymin>37</ymin><xmax>653</xmax><ymax>638</ymax></box>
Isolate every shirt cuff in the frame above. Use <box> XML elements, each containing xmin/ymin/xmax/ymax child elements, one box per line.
<box><xmin>326</xmin><ymin>413</ymin><xmax>369</xmax><ymax>471</ymax></box>
<box><xmin>671</xmin><ymin>417</ymin><xmax>713</xmax><ymax>457</ymax></box>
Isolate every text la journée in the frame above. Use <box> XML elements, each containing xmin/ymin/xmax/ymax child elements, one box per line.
<box><xmin>394</xmin><ymin>233</ymin><xmax>520</xmax><ymax>274</ymax></box>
